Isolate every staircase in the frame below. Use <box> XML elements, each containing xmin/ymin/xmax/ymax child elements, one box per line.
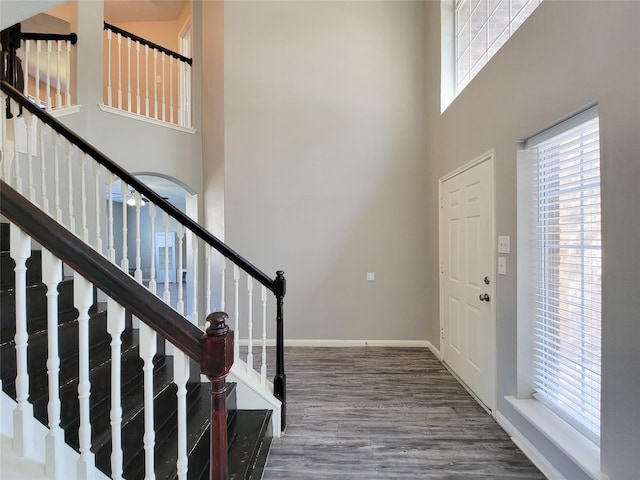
<box><xmin>0</xmin><ymin>223</ymin><xmax>273</xmax><ymax>479</ymax></box>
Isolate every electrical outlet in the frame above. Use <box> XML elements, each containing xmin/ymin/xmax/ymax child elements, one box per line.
<box><xmin>366</xmin><ymin>272</ymin><xmax>375</xmax><ymax>281</ymax></box>
<box><xmin>498</xmin><ymin>257</ymin><xmax>506</xmax><ymax>275</ymax></box>
<box><xmin>498</xmin><ymin>236</ymin><xmax>511</xmax><ymax>254</ymax></box>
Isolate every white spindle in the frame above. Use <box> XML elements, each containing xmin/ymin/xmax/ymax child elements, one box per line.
<box><xmin>149</xmin><ymin>203</ymin><xmax>157</xmax><ymax>295</ymax></box>
<box><xmin>35</xmin><ymin>40</ymin><xmax>41</xmax><ymax>105</ymax></box>
<box><xmin>121</xmin><ymin>182</ymin><xmax>129</xmax><ymax>272</ymax></box>
<box><xmin>80</xmin><ymin>153</ymin><xmax>89</xmax><ymax>242</ymax></box>
<box><xmin>107</xmin><ymin>298</ymin><xmax>125</xmax><ymax>480</ymax></box>
<box><xmin>191</xmin><ymin>232</ymin><xmax>198</xmax><ymax>324</ymax></box>
<box><xmin>169</xmin><ymin>56</ymin><xmax>174</xmax><ymax>124</ymax></box>
<box><xmin>177</xmin><ymin>225</ymin><xmax>184</xmax><ymax>315</ymax></box>
<box><xmin>38</xmin><ymin>119</ymin><xmax>49</xmax><ymax>213</ymax></box>
<box><xmin>25</xmin><ymin>112</ymin><xmax>36</xmax><ymax>202</ymax></box>
<box><xmin>0</xmin><ymin>97</ymin><xmax>12</xmax><ymax>182</ymax></box>
<box><xmin>145</xmin><ymin>45</ymin><xmax>150</xmax><ymax>116</ymax></box>
<box><xmin>261</xmin><ymin>286</ymin><xmax>268</xmax><ymax>386</ymax></box>
<box><xmin>108</xmin><ymin>174</ymin><xmax>116</xmax><ymax>262</ymax></box>
<box><xmin>127</xmin><ymin>37</ymin><xmax>132</xmax><ymax>112</ymax></box>
<box><xmin>139</xmin><ymin>323</ymin><xmax>157</xmax><ymax>480</ymax></box>
<box><xmin>161</xmin><ymin>52</ymin><xmax>166</xmax><ymax>121</ymax></box>
<box><xmin>56</xmin><ymin>40</ymin><xmax>63</xmax><ymax>108</ymax></box>
<box><xmin>53</xmin><ymin>132</ymin><xmax>62</xmax><ymax>222</ymax></box>
<box><xmin>174</xmin><ymin>351</ymin><xmax>190</xmax><ymax>480</ymax></box>
<box><xmin>65</xmin><ymin>40</ymin><xmax>71</xmax><ymax>107</ymax></box>
<box><xmin>163</xmin><ymin>212</ymin><xmax>170</xmax><ymax>303</ymax></box>
<box><xmin>12</xmin><ymin>112</ymin><xmax>22</xmax><ymax>193</ymax></box>
<box><xmin>135</xmin><ymin>191</ymin><xmax>143</xmax><ymax>282</ymax></box>
<box><xmin>46</xmin><ymin>40</ymin><xmax>52</xmax><ymax>108</ymax></box>
<box><xmin>247</xmin><ymin>275</ymin><xmax>254</xmax><ymax>372</ymax></box>
<box><xmin>10</xmin><ymin>224</ymin><xmax>33</xmax><ymax>456</ymax></box>
<box><xmin>117</xmin><ymin>33</ymin><xmax>122</xmax><ymax>109</ymax></box>
<box><xmin>136</xmin><ymin>41</ymin><xmax>141</xmax><ymax>114</ymax></box>
<box><xmin>220</xmin><ymin>256</ymin><xmax>226</xmax><ymax>312</ymax></box>
<box><xmin>74</xmin><ymin>273</ymin><xmax>95</xmax><ymax>479</ymax></box>
<box><xmin>234</xmin><ymin>264</ymin><xmax>240</xmax><ymax>361</ymax></box>
<box><xmin>23</xmin><ymin>41</ymin><xmax>30</xmax><ymax>97</ymax></box>
<box><xmin>107</xmin><ymin>29</ymin><xmax>113</xmax><ymax>106</ymax></box>
<box><xmin>94</xmin><ymin>163</ymin><xmax>102</xmax><ymax>253</ymax></box>
<box><xmin>205</xmin><ymin>245</ymin><xmax>212</xmax><ymax>320</ymax></box>
<box><xmin>153</xmin><ymin>49</ymin><xmax>158</xmax><ymax>119</ymax></box>
<box><xmin>43</xmin><ymin>249</ymin><xmax>63</xmax><ymax>479</ymax></box>
<box><xmin>67</xmin><ymin>143</ymin><xmax>75</xmax><ymax>233</ymax></box>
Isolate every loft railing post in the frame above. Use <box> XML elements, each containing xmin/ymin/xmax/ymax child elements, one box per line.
<box><xmin>200</xmin><ymin>311</ymin><xmax>234</xmax><ymax>480</ymax></box>
<box><xmin>273</xmin><ymin>270</ymin><xmax>287</xmax><ymax>431</ymax></box>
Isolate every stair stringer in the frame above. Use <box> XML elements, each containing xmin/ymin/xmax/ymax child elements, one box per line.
<box><xmin>202</xmin><ymin>358</ymin><xmax>282</xmax><ymax>437</ymax></box>
<box><xmin>0</xmin><ymin>390</ymin><xmax>108</xmax><ymax>480</ymax></box>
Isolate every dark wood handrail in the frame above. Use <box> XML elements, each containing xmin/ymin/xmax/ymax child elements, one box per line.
<box><xmin>20</xmin><ymin>32</ymin><xmax>78</xmax><ymax>44</ymax></box>
<box><xmin>0</xmin><ymin>179</ymin><xmax>203</xmax><ymax>361</ymax></box>
<box><xmin>104</xmin><ymin>22</ymin><xmax>192</xmax><ymax>65</ymax></box>
<box><xmin>0</xmin><ymin>80</ymin><xmax>274</xmax><ymax>291</ymax></box>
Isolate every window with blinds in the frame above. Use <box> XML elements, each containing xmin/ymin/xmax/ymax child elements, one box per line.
<box><xmin>455</xmin><ymin>0</ymin><xmax>542</xmax><ymax>93</ymax></box>
<box><xmin>525</xmin><ymin>107</ymin><xmax>602</xmax><ymax>444</ymax></box>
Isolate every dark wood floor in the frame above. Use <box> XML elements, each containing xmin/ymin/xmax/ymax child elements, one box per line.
<box><xmin>262</xmin><ymin>347</ymin><xmax>544</xmax><ymax>479</ymax></box>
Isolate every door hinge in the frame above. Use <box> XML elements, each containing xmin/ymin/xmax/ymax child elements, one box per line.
<box><xmin>440</xmin><ymin>326</ymin><xmax>445</xmax><ymax>339</ymax></box>
<box><xmin>440</xmin><ymin>196</ymin><xmax>444</xmax><ymax>209</ymax></box>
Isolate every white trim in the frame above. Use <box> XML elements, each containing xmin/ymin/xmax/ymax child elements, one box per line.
<box><xmin>98</xmin><ymin>104</ymin><xmax>196</xmax><ymax>134</ymax></box>
<box><xmin>495</xmin><ymin>409</ymin><xmax>567</xmax><ymax>480</ymax></box>
<box><xmin>505</xmin><ymin>396</ymin><xmax>602</xmax><ymax>480</ymax></box>
<box><xmin>237</xmin><ymin>339</ymin><xmax>431</xmax><ymax>348</ymax></box>
<box><xmin>525</xmin><ymin>104</ymin><xmax>599</xmax><ymax>148</ymax></box>
<box><xmin>50</xmin><ymin>104</ymin><xmax>81</xmax><ymax>118</ymax></box>
<box><xmin>426</xmin><ymin>341</ymin><xmax>441</xmax><ymax>360</ymax></box>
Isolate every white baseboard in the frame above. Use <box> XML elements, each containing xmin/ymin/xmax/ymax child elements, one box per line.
<box><xmin>496</xmin><ymin>410</ymin><xmax>566</xmax><ymax>480</ymax></box>
<box><xmin>426</xmin><ymin>341</ymin><xmax>441</xmax><ymax>360</ymax></box>
<box><xmin>236</xmin><ymin>338</ymin><xmax>431</xmax><ymax>348</ymax></box>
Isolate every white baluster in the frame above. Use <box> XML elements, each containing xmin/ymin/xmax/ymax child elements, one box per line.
<box><xmin>127</xmin><ymin>37</ymin><xmax>132</xmax><ymax>112</ymax></box>
<box><xmin>10</xmin><ymin>224</ymin><xmax>33</xmax><ymax>456</ymax></box>
<box><xmin>247</xmin><ymin>275</ymin><xmax>254</xmax><ymax>373</ymax></box>
<box><xmin>25</xmin><ymin>112</ymin><xmax>36</xmax><ymax>202</ymax></box>
<box><xmin>107</xmin><ymin>174</ymin><xmax>116</xmax><ymax>262</ymax></box>
<box><xmin>234</xmin><ymin>264</ymin><xmax>240</xmax><ymax>361</ymax></box>
<box><xmin>43</xmin><ymin>249</ymin><xmax>63</xmax><ymax>478</ymax></box>
<box><xmin>139</xmin><ymin>323</ymin><xmax>157</xmax><ymax>480</ymax></box>
<box><xmin>153</xmin><ymin>49</ymin><xmax>158</xmax><ymax>119</ymax></box>
<box><xmin>35</xmin><ymin>40</ymin><xmax>41</xmax><ymax>105</ymax></box>
<box><xmin>52</xmin><ymin>132</ymin><xmax>62</xmax><ymax>222</ymax></box>
<box><xmin>23</xmin><ymin>41</ymin><xmax>30</xmax><ymax>97</ymax></box>
<box><xmin>136</xmin><ymin>41</ymin><xmax>141</xmax><ymax>114</ymax></box>
<box><xmin>163</xmin><ymin>212</ymin><xmax>170</xmax><ymax>304</ymax></box>
<box><xmin>145</xmin><ymin>45</ymin><xmax>150</xmax><ymax>116</ymax></box>
<box><xmin>177</xmin><ymin>225</ymin><xmax>184</xmax><ymax>315</ymax></box>
<box><xmin>161</xmin><ymin>52</ymin><xmax>166</xmax><ymax>121</ymax></box>
<box><xmin>65</xmin><ymin>40</ymin><xmax>71</xmax><ymax>107</ymax></box>
<box><xmin>174</xmin><ymin>351</ymin><xmax>190</xmax><ymax>480</ymax></box>
<box><xmin>220</xmin><ymin>255</ymin><xmax>226</xmax><ymax>312</ymax></box>
<box><xmin>38</xmin><ymin>118</ymin><xmax>49</xmax><ymax>213</ymax></box>
<box><xmin>107</xmin><ymin>298</ymin><xmax>125</xmax><ymax>480</ymax></box>
<box><xmin>135</xmin><ymin>191</ymin><xmax>143</xmax><ymax>282</ymax></box>
<box><xmin>169</xmin><ymin>56</ymin><xmax>174</xmax><ymax>124</ymax></box>
<box><xmin>0</xmin><ymin>96</ymin><xmax>12</xmax><ymax>182</ymax></box>
<box><xmin>56</xmin><ymin>40</ymin><xmax>63</xmax><ymax>108</ymax></box>
<box><xmin>191</xmin><ymin>232</ymin><xmax>198</xmax><ymax>325</ymax></box>
<box><xmin>46</xmin><ymin>40</ymin><xmax>52</xmax><ymax>108</ymax></box>
<box><xmin>80</xmin><ymin>153</ymin><xmax>89</xmax><ymax>243</ymax></box>
<box><xmin>117</xmin><ymin>33</ymin><xmax>122</xmax><ymax>109</ymax></box>
<box><xmin>261</xmin><ymin>286</ymin><xmax>268</xmax><ymax>386</ymax></box>
<box><xmin>120</xmin><ymin>182</ymin><xmax>129</xmax><ymax>272</ymax></box>
<box><xmin>149</xmin><ymin>203</ymin><xmax>157</xmax><ymax>295</ymax></box>
<box><xmin>107</xmin><ymin>29</ymin><xmax>113</xmax><ymax>106</ymax></box>
<box><xmin>94</xmin><ymin>163</ymin><xmax>103</xmax><ymax>253</ymax></box>
<box><xmin>67</xmin><ymin>142</ymin><xmax>75</xmax><ymax>233</ymax></box>
<box><xmin>205</xmin><ymin>245</ymin><xmax>212</xmax><ymax>321</ymax></box>
<box><xmin>74</xmin><ymin>273</ymin><xmax>95</xmax><ymax>479</ymax></box>
<box><xmin>12</xmin><ymin>112</ymin><xmax>22</xmax><ymax>193</ymax></box>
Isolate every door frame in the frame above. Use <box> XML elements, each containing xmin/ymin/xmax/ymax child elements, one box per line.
<box><xmin>438</xmin><ymin>149</ymin><xmax>497</xmax><ymax>414</ymax></box>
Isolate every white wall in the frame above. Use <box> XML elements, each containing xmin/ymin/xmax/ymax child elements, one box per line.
<box><xmin>424</xmin><ymin>1</ymin><xmax>640</xmax><ymax>478</ymax></box>
<box><xmin>223</xmin><ymin>1</ymin><xmax>429</xmax><ymax>341</ymax></box>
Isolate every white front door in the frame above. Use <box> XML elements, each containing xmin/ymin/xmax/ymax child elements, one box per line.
<box><xmin>439</xmin><ymin>153</ymin><xmax>495</xmax><ymax>410</ymax></box>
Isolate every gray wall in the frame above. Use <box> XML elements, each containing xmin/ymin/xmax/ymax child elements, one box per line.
<box><xmin>223</xmin><ymin>0</ymin><xmax>429</xmax><ymax>341</ymax></box>
<box><xmin>424</xmin><ymin>1</ymin><xmax>640</xmax><ymax>478</ymax></box>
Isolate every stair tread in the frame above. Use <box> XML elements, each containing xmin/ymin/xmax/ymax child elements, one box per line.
<box><xmin>228</xmin><ymin>410</ymin><xmax>273</xmax><ymax>480</ymax></box>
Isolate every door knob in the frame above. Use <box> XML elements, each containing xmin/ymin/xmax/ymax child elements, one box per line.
<box><xmin>479</xmin><ymin>293</ymin><xmax>490</xmax><ymax>302</ymax></box>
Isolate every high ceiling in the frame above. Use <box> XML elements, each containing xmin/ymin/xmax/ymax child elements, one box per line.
<box><xmin>104</xmin><ymin>0</ymin><xmax>188</xmax><ymax>23</ymax></box>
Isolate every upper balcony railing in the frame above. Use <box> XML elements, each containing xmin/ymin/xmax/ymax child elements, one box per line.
<box><xmin>103</xmin><ymin>22</ymin><xmax>192</xmax><ymax>129</ymax></box>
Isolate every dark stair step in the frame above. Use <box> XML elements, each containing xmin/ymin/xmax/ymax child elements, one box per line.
<box><xmin>228</xmin><ymin>410</ymin><xmax>273</xmax><ymax>480</ymax></box>
<box><xmin>0</xmin><ymin>250</ymin><xmax>43</xmax><ymax>289</ymax></box>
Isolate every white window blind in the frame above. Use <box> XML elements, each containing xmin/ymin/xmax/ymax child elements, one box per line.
<box><xmin>455</xmin><ymin>0</ymin><xmax>542</xmax><ymax>93</ymax></box>
<box><xmin>527</xmin><ymin>110</ymin><xmax>602</xmax><ymax>444</ymax></box>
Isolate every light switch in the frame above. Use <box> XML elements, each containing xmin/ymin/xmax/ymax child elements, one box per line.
<box><xmin>498</xmin><ymin>257</ymin><xmax>507</xmax><ymax>275</ymax></box>
<box><xmin>498</xmin><ymin>236</ymin><xmax>511</xmax><ymax>254</ymax></box>
<box><xmin>366</xmin><ymin>272</ymin><xmax>375</xmax><ymax>281</ymax></box>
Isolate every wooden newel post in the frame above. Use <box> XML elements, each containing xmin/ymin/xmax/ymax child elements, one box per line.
<box><xmin>200</xmin><ymin>312</ymin><xmax>234</xmax><ymax>480</ymax></box>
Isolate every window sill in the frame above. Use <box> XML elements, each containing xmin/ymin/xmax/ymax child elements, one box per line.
<box><xmin>505</xmin><ymin>395</ymin><xmax>602</xmax><ymax>480</ymax></box>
